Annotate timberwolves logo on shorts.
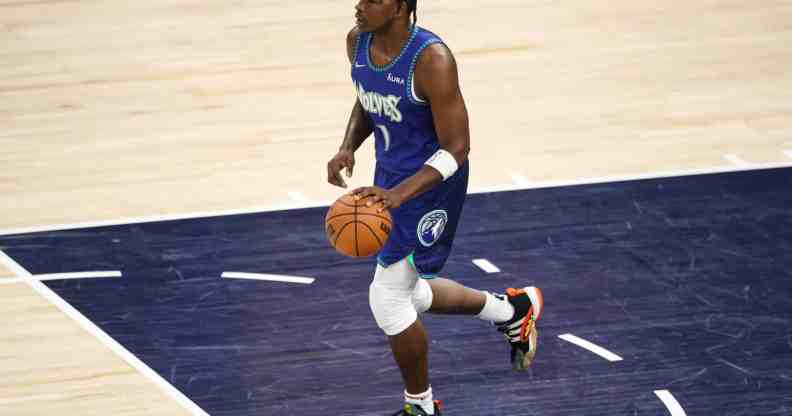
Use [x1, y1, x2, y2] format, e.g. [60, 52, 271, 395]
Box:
[417, 209, 448, 247]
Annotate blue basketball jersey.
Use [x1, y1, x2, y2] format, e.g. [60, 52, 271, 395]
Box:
[351, 25, 443, 178]
[350, 26, 470, 277]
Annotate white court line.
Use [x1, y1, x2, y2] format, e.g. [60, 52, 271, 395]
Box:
[32, 271, 122, 280]
[0, 271, 121, 285]
[0, 199, 327, 237]
[472, 258, 501, 273]
[221, 272, 315, 285]
[784, 150, 792, 160]
[2, 161, 792, 237]
[723, 154, 749, 167]
[654, 390, 687, 416]
[0, 250, 211, 416]
[508, 172, 532, 186]
[287, 192, 310, 203]
[558, 333, 624, 362]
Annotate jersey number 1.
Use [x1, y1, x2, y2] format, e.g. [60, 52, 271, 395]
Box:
[375, 124, 391, 152]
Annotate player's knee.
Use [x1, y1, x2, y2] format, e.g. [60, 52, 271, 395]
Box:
[369, 259, 419, 336]
[369, 280, 417, 336]
[411, 278, 433, 314]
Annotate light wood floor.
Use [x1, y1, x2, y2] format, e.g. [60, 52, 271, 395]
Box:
[1, 1, 791, 414]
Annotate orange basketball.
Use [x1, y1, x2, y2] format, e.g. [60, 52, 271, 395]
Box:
[325, 193, 392, 257]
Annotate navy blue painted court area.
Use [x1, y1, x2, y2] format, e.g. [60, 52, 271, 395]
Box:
[3, 168, 792, 416]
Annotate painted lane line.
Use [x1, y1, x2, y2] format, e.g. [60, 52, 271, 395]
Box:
[0, 271, 122, 285]
[558, 333, 624, 362]
[221, 272, 315, 285]
[784, 150, 792, 160]
[469, 161, 792, 194]
[3, 161, 792, 236]
[654, 390, 687, 416]
[0, 251, 29, 278]
[723, 154, 749, 167]
[39, 271, 120, 281]
[508, 172, 532, 186]
[472, 259, 501, 273]
[0, 250, 211, 416]
[0, 201, 336, 237]
[287, 192, 310, 203]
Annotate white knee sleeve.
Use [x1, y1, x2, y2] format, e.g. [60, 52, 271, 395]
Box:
[369, 258, 419, 336]
[411, 278, 434, 314]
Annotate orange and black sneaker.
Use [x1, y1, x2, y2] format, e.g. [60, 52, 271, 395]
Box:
[391, 400, 443, 416]
[496, 286, 544, 371]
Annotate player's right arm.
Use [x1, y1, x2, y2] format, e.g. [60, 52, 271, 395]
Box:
[327, 27, 374, 189]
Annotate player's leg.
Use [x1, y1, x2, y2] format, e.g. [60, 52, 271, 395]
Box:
[412, 271, 544, 371]
[410, 162, 544, 371]
[420, 277, 485, 313]
[388, 320, 429, 397]
[411, 249, 544, 370]
[416, 276, 505, 317]
[408, 162, 514, 322]
[369, 257, 439, 415]
[370, 166, 441, 415]
[383, 166, 473, 413]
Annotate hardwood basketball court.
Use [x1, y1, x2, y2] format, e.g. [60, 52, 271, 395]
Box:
[2, 1, 791, 415]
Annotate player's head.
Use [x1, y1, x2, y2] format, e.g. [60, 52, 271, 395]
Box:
[355, 0, 418, 33]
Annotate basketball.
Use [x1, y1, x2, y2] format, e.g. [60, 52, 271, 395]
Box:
[325, 193, 392, 257]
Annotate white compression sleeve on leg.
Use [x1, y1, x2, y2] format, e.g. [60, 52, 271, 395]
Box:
[411, 278, 434, 314]
[369, 257, 420, 336]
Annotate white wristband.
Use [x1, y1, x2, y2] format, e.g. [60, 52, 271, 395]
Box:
[425, 149, 459, 181]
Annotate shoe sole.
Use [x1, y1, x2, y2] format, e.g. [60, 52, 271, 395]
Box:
[515, 286, 543, 371]
[513, 327, 539, 371]
[525, 286, 543, 321]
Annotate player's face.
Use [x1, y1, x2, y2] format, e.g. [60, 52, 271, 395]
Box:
[354, 0, 402, 32]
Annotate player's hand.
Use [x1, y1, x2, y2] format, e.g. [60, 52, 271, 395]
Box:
[352, 186, 403, 213]
[327, 150, 355, 188]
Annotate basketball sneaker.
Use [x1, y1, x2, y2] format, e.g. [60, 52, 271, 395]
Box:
[496, 286, 544, 371]
[391, 400, 443, 416]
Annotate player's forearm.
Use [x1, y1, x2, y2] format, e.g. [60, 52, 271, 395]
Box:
[391, 165, 444, 203]
[340, 101, 373, 152]
[392, 138, 469, 203]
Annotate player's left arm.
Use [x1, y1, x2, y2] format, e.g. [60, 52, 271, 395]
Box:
[353, 43, 470, 211]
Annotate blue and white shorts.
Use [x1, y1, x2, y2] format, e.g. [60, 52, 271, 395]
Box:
[374, 161, 469, 278]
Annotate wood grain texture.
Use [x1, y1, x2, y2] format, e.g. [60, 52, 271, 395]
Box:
[0, 282, 191, 416]
[0, 264, 15, 278]
[1, 0, 791, 414]
[1, 0, 790, 230]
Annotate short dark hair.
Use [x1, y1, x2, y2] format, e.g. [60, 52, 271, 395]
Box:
[405, 0, 417, 23]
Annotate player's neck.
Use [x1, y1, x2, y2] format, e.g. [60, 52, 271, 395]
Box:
[372, 20, 412, 58]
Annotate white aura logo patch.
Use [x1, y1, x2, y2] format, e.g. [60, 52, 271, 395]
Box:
[387, 73, 405, 85]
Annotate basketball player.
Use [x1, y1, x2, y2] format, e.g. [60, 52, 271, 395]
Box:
[326, 1, 543, 414]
